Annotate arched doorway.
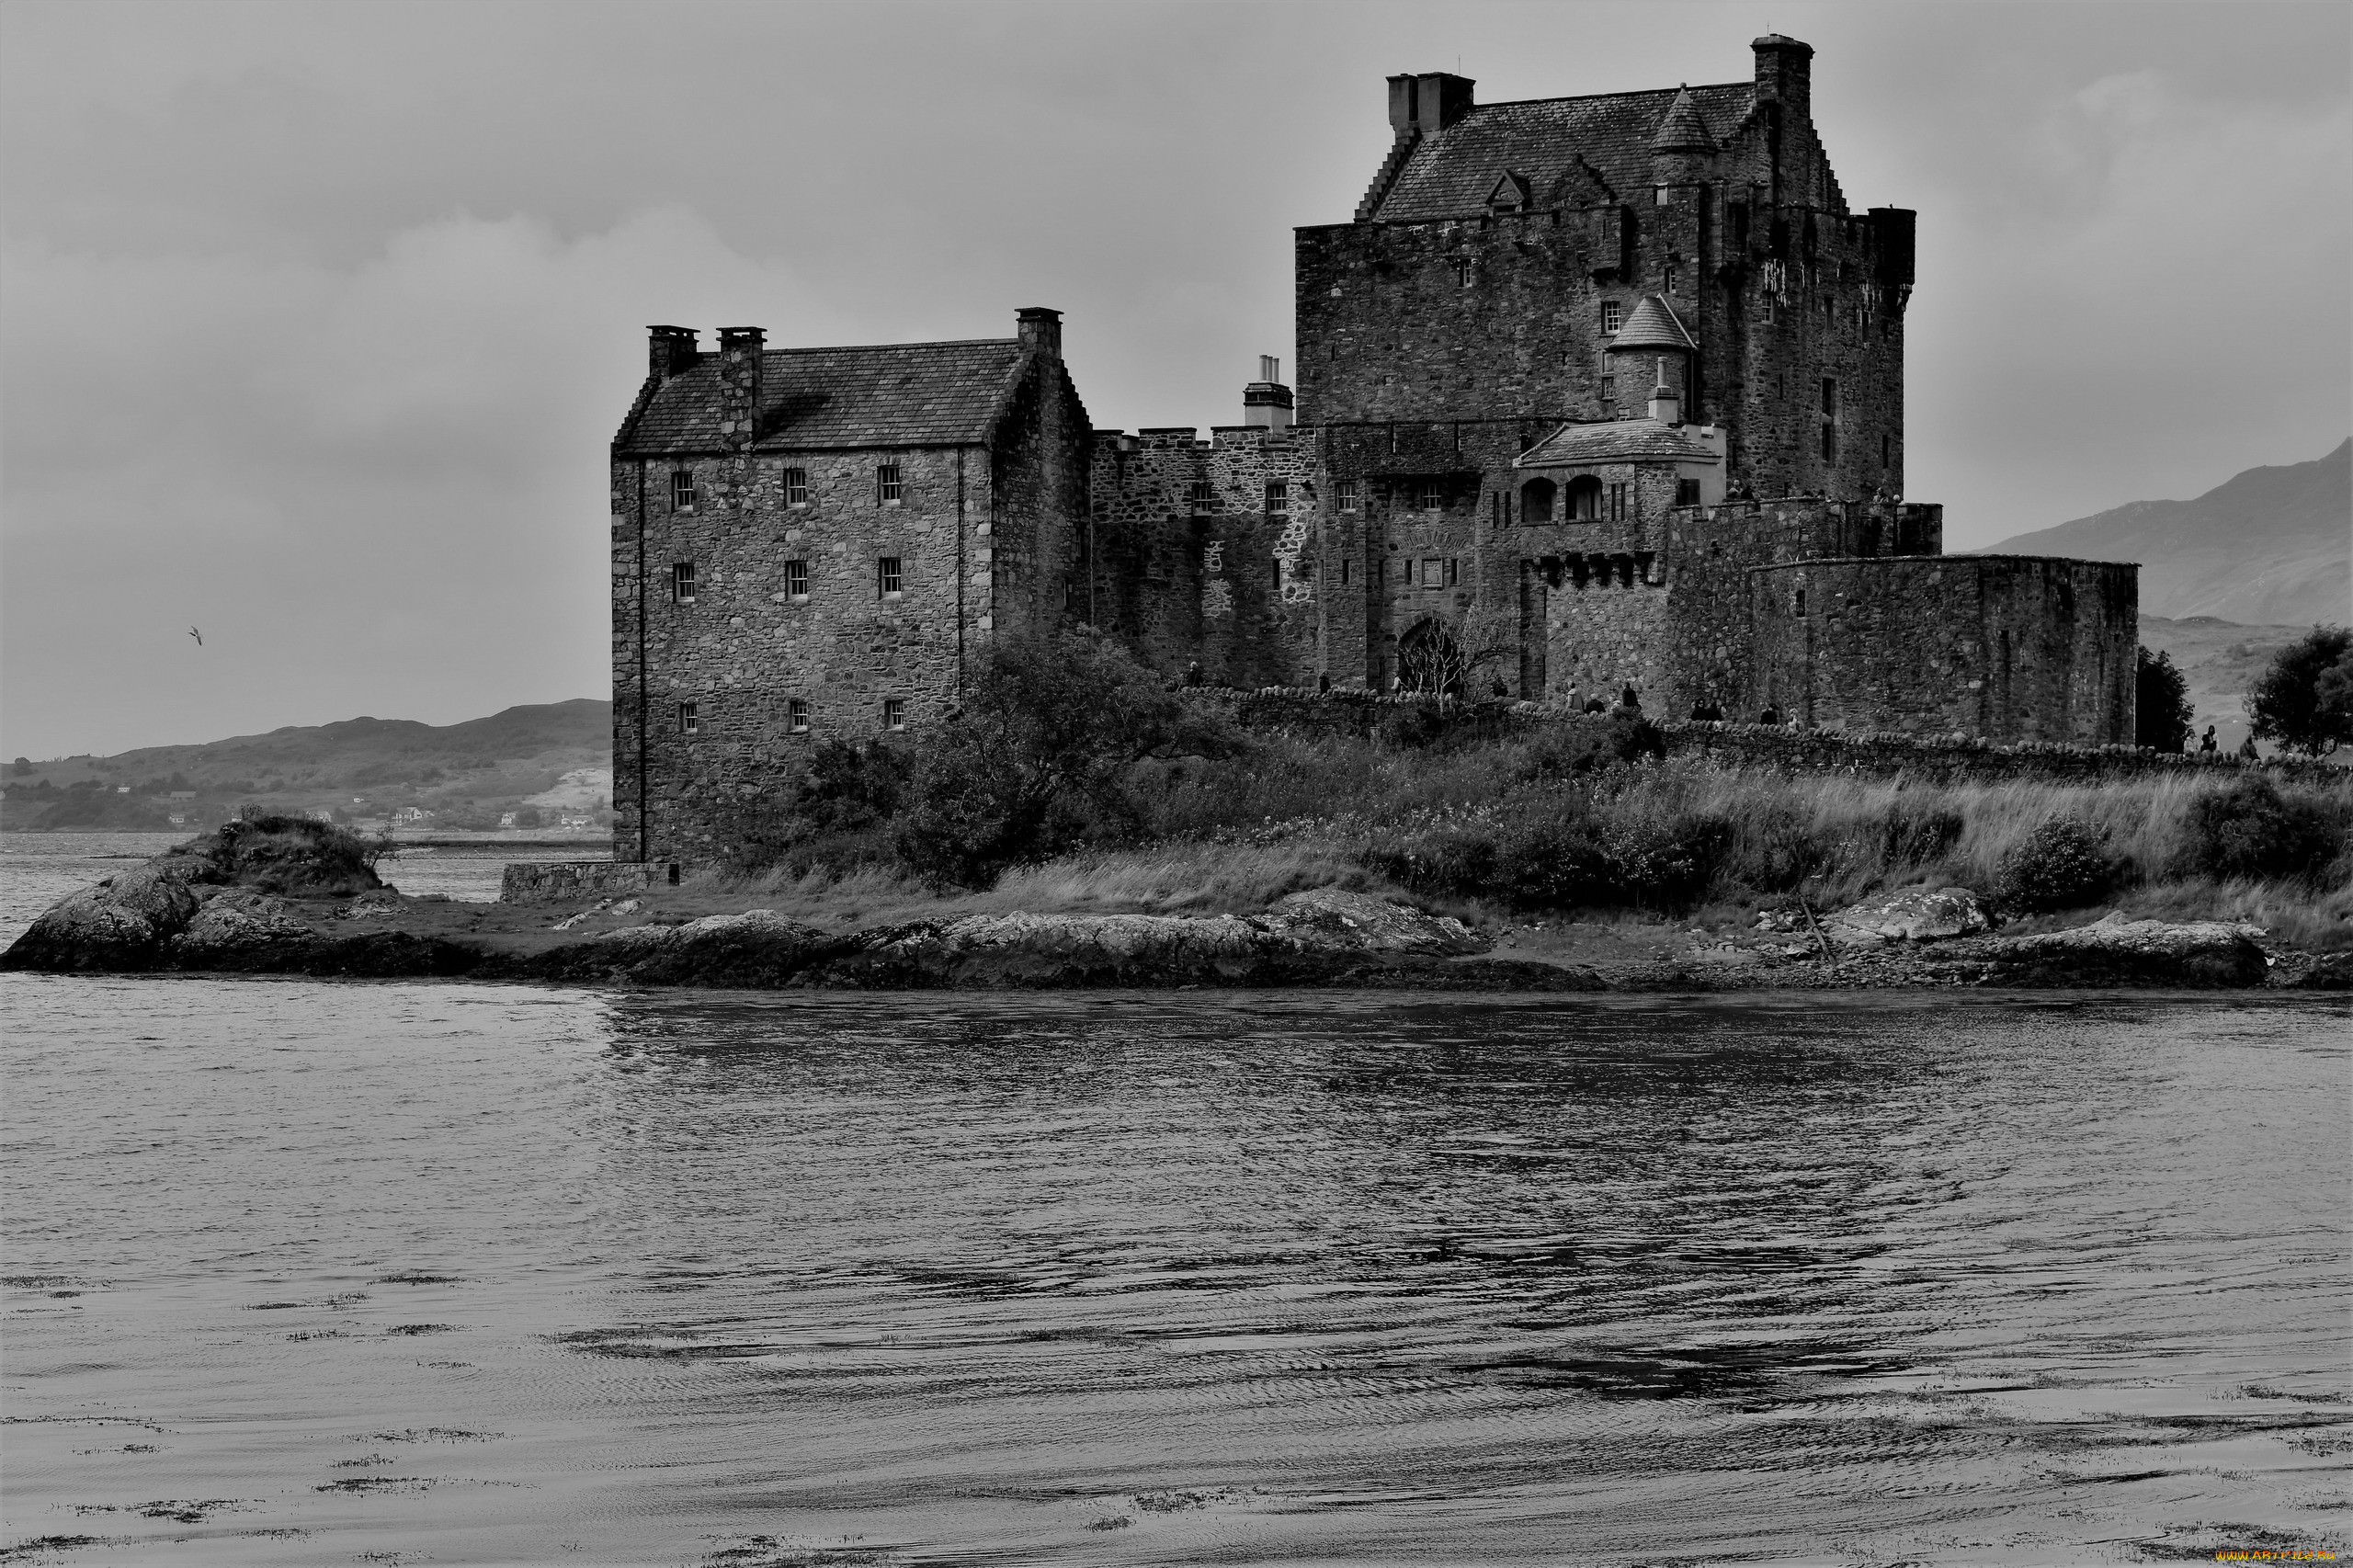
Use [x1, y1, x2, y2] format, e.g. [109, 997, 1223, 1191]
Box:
[1397, 619, 1463, 696]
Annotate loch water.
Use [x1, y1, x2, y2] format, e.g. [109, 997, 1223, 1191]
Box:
[3, 834, 2347, 1565]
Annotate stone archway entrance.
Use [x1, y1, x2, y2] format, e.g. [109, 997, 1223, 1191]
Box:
[1396, 619, 1464, 696]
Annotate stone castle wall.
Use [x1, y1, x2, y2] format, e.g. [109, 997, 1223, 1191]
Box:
[1748, 554, 2138, 742]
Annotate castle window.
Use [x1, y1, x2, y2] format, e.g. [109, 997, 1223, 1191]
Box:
[877, 556, 903, 598]
[1663, 263, 1678, 295]
[1188, 479, 1214, 517]
[1414, 479, 1443, 511]
[783, 467, 808, 506]
[1794, 588, 1807, 618]
[1601, 301, 1622, 335]
[1265, 481, 1289, 517]
[1340, 559, 1350, 585]
[670, 470, 695, 509]
[1599, 375, 1615, 403]
[1521, 478, 1555, 523]
[882, 698, 905, 732]
[1452, 258, 1473, 288]
[677, 700, 700, 734]
[785, 559, 809, 600]
[1565, 476, 1603, 521]
[1821, 424, 1837, 462]
[1881, 434, 1890, 469]
[1676, 478, 1701, 506]
[1729, 203, 1749, 247]
[1336, 479, 1358, 513]
[1400, 557, 1413, 586]
[1821, 379, 1838, 463]
[1608, 483, 1628, 520]
[1422, 557, 1445, 587]
[670, 562, 696, 603]
[788, 699, 809, 735]
[1445, 558, 1459, 587]
[876, 463, 903, 505]
[1654, 185, 1669, 206]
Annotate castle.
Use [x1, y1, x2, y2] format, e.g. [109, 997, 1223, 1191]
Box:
[610, 34, 2137, 864]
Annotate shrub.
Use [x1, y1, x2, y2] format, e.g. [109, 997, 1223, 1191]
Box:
[1995, 817, 2113, 913]
[175, 813, 385, 897]
[2135, 646, 2194, 753]
[2175, 777, 2342, 883]
[2246, 625, 2353, 757]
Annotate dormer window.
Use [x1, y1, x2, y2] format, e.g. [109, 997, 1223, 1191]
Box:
[1484, 171, 1530, 214]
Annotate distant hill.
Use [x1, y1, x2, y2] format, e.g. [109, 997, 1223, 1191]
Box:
[1984, 440, 2350, 627]
[2132, 615, 2313, 755]
[3, 700, 611, 832]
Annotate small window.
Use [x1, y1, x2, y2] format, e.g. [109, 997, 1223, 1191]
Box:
[670, 562, 697, 603]
[1601, 301, 1622, 335]
[671, 470, 696, 509]
[1881, 434, 1891, 468]
[785, 559, 809, 599]
[1336, 479, 1359, 513]
[788, 699, 809, 734]
[1521, 478, 1555, 523]
[1821, 379, 1838, 418]
[1451, 257, 1472, 288]
[877, 556, 903, 598]
[1821, 423, 1837, 463]
[1400, 557, 1414, 586]
[1272, 559, 1283, 591]
[1188, 479, 1215, 517]
[1414, 479, 1443, 511]
[882, 698, 905, 732]
[1728, 203, 1749, 246]
[1265, 480, 1289, 517]
[1794, 588, 1807, 618]
[1663, 264, 1678, 296]
[1444, 558, 1459, 587]
[1654, 184, 1669, 206]
[1599, 375, 1615, 403]
[1608, 483, 1628, 521]
[1565, 475, 1603, 521]
[1676, 478, 1701, 506]
[677, 700, 700, 734]
[783, 467, 808, 506]
[1421, 557, 1444, 586]
[877, 463, 903, 505]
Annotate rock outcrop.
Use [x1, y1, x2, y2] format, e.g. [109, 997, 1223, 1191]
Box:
[1826, 886, 1992, 945]
[1945, 912, 2270, 988]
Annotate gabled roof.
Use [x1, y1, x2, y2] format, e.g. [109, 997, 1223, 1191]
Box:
[1608, 294, 1697, 353]
[617, 339, 1033, 454]
[1516, 417, 1722, 468]
[1370, 81, 1754, 221]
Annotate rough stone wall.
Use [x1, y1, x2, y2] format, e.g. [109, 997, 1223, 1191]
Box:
[1086, 427, 1323, 687]
[989, 360, 1092, 646]
[1748, 555, 2138, 742]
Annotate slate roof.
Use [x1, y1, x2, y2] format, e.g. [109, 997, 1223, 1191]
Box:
[1370, 81, 1753, 221]
[1650, 85, 1717, 153]
[617, 339, 1032, 454]
[1516, 417, 1723, 468]
[1608, 295, 1698, 353]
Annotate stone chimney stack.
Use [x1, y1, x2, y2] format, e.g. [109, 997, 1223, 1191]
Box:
[716, 327, 764, 449]
[1244, 355, 1294, 433]
[1017, 306, 1063, 359]
[1648, 357, 1683, 427]
[1388, 72, 1474, 139]
[1751, 34, 1813, 120]
[648, 324, 698, 381]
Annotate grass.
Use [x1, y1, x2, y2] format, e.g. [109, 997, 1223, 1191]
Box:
[710, 728, 2353, 949]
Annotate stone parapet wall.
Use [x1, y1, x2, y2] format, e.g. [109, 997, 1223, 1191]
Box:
[500, 860, 654, 905]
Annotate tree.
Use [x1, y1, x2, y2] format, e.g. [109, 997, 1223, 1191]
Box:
[894, 631, 1233, 887]
[2134, 645, 2193, 752]
[1395, 605, 1521, 697]
[2245, 625, 2353, 757]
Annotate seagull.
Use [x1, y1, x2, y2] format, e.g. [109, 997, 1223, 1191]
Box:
[188, 627, 202, 646]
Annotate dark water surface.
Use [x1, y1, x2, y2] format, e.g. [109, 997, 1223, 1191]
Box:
[3, 839, 2348, 1565]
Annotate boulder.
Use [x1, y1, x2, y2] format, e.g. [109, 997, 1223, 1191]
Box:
[1952, 912, 2268, 987]
[169, 890, 315, 961]
[1263, 888, 1490, 956]
[1, 856, 217, 970]
[1826, 885, 1991, 944]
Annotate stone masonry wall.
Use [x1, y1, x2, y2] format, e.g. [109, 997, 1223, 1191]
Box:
[1749, 554, 2138, 742]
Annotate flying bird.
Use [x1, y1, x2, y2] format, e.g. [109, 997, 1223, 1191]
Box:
[188, 627, 202, 646]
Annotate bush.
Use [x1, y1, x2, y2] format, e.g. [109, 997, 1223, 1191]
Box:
[2175, 778, 2342, 883]
[1995, 817, 2113, 913]
[175, 813, 386, 897]
[893, 631, 1233, 888]
[2135, 646, 2194, 753]
[1360, 791, 1727, 912]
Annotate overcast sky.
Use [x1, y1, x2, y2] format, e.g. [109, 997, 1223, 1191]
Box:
[3, 0, 2346, 759]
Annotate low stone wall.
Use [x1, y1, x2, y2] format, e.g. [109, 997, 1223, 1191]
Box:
[499, 860, 661, 905]
[1195, 687, 2346, 785]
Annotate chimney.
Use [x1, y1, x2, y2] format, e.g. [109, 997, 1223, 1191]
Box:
[1244, 355, 1293, 433]
[716, 327, 764, 449]
[648, 324, 698, 381]
[1017, 306, 1063, 359]
[1647, 357, 1682, 426]
[1752, 34, 1813, 121]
